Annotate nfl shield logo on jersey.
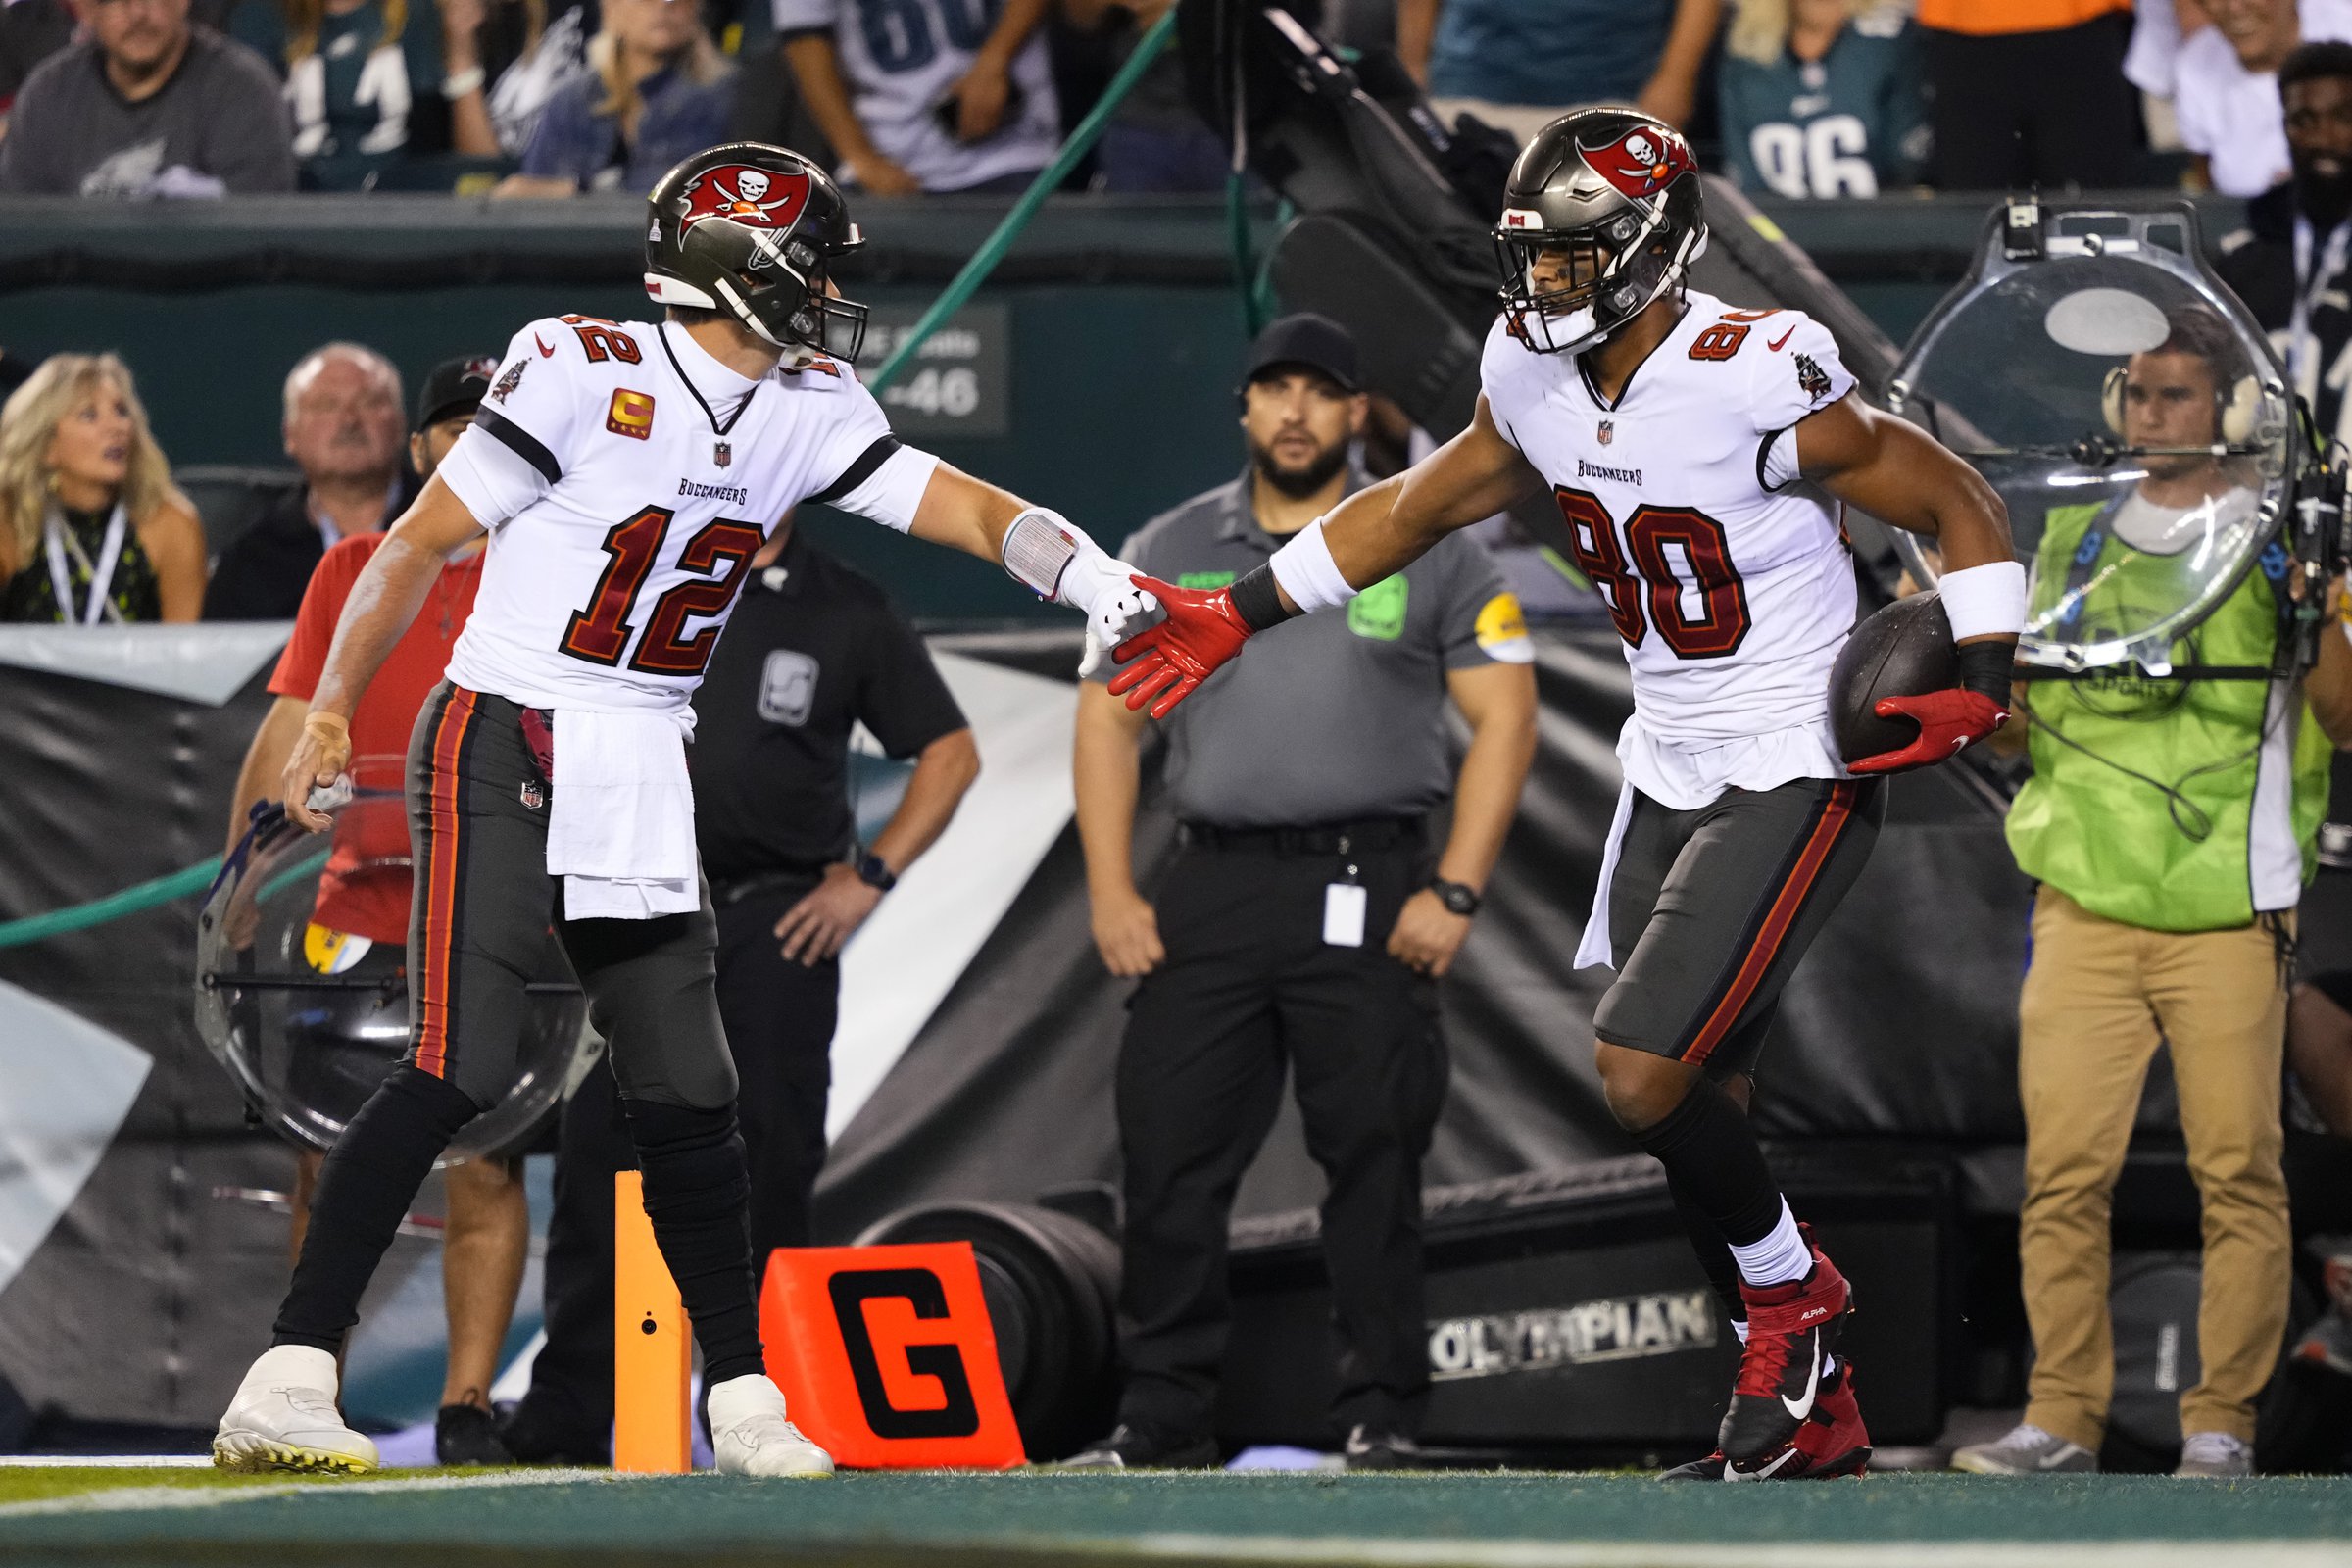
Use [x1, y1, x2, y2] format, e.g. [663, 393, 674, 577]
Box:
[714, 441, 732, 468]
[1597, 419, 1614, 446]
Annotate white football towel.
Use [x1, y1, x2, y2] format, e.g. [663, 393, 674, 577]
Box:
[546, 708, 700, 920]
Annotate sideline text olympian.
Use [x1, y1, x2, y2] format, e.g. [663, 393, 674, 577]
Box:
[211, 140, 1156, 1477]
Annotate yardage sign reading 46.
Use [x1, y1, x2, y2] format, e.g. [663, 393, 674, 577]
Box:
[854, 302, 1009, 439]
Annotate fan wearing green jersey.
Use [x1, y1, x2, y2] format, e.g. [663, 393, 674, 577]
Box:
[1718, 0, 1927, 198]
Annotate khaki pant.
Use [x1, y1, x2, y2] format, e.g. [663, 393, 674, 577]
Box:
[2017, 886, 2292, 1447]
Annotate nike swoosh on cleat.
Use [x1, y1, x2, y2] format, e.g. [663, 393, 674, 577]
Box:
[1780, 1334, 1822, 1421]
[1767, 327, 1796, 351]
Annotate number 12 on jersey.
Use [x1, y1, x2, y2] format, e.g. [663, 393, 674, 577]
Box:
[1555, 486, 1752, 659]
[561, 506, 764, 676]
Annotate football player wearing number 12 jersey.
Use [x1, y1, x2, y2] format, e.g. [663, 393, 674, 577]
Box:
[1112, 109, 2022, 1480]
[212, 142, 1157, 1477]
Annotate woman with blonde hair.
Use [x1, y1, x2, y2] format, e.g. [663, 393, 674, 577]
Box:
[0, 355, 206, 624]
[494, 0, 730, 196]
[1719, 0, 1928, 198]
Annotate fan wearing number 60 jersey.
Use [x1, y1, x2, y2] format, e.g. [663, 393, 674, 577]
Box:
[211, 142, 1158, 1482]
[1108, 108, 2022, 1482]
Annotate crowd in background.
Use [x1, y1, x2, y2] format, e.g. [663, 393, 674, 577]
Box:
[0, 0, 2346, 199]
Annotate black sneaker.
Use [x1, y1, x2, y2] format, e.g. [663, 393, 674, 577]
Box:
[497, 1395, 611, 1466]
[435, 1403, 516, 1467]
[1343, 1424, 1426, 1471]
[1056, 1423, 1220, 1469]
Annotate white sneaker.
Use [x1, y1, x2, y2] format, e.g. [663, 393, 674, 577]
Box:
[2176, 1430, 2253, 1478]
[1949, 1422, 2096, 1475]
[212, 1346, 378, 1474]
[707, 1374, 834, 1478]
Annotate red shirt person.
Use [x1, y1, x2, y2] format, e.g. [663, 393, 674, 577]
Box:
[219, 354, 530, 1470]
[268, 530, 483, 944]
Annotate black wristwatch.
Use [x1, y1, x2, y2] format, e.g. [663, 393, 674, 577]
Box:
[856, 851, 898, 893]
[1428, 877, 1481, 916]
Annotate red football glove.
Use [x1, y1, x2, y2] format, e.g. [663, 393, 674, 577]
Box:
[1845, 689, 2010, 775]
[1107, 574, 1253, 717]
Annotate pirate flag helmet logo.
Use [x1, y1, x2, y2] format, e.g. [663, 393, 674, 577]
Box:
[645, 142, 870, 362]
[1492, 108, 1708, 357]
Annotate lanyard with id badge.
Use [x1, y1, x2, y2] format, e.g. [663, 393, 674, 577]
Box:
[1323, 832, 1367, 948]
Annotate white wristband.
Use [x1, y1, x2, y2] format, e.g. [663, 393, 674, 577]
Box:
[1938, 560, 2027, 640]
[1002, 507, 1084, 598]
[442, 65, 486, 99]
[1267, 518, 1358, 614]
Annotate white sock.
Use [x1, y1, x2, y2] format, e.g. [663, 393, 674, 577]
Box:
[1731, 1319, 1749, 1344]
[1728, 1200, 1809, 1289]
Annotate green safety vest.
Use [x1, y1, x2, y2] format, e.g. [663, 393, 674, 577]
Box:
[2004, 499, 2331, 932]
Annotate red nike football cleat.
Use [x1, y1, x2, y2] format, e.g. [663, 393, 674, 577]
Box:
[1661, 1359, 1872, 1482]
[1722, 1225, 1853, 1473]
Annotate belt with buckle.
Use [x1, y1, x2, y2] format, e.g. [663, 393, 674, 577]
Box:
[1178, 815, 1425, 856]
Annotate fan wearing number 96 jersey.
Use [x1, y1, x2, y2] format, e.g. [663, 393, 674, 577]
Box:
[1107, 108, 2020, 1483]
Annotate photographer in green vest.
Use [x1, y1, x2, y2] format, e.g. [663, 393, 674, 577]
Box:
[1957, 303, 2352, 1479]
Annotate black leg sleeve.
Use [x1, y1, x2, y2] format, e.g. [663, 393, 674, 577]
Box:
[1634, 1075, 1784, 1250]
[273, 1064, 480, 1351]
[620, 1096, 765, 1387]
[1668, 1172, 1748, 1326]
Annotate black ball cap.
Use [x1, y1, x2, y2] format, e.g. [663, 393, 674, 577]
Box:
[1242, 313, 1361, 394]
[416, 353, 500, 433]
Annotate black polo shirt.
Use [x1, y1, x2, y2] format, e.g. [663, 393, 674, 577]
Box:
[690, 529, 968, 882]
[203, 474, 416, 621]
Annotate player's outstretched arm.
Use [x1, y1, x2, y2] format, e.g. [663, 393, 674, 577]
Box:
[282, 477, 486, 830]
[903, 458, 1157, 647]
[1796, 395, 2023, 774]
[1107, 397, 1542, 716]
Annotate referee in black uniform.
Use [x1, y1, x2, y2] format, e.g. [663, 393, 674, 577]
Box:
[1066, 316, 1539, 1470]
[501, 515, 978, 1461]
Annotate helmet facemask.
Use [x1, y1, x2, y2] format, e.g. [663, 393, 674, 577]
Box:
[711, 225, 870, 364]
[1495, 205, 1682, 356]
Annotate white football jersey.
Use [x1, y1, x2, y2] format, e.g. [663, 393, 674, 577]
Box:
[768, 0, 1060, 193]
[1481, 289, 1860, 808]
[437, 314, 936, 715]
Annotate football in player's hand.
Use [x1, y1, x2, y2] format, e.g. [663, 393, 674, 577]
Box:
[1829, 590, 1958, 764]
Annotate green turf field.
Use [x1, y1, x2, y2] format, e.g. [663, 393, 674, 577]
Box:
[1, 1469, 2348, 1568]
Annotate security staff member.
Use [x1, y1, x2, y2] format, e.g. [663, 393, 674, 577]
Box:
[1067, 315, 1539, 1469]
[500, 514, 979, 1462]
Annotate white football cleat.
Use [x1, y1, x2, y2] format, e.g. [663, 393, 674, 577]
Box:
[707, 1373, 834, 1478]
[213, 1345, 378, 1474]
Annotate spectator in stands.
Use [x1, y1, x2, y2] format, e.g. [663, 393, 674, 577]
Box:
[227, 0, 501, 189]
[0, 0, 74, 136]
[492, 0, 727, 194]
[0, 0, 294, 194]
[2178, 0, 2352, 196]
[0, 353, 205, 623]
[476, 0, 592, 159]
[1063, 0, 1224, 193]
[1917, 0, 2139, 190]
[205, 343, 411, 621]
[776, 0, 1059, 194]
[1951, 306, 2352, 1480]
[2218, 41, 2352, 448]
[1396, 0, 1722, 145]
[1719, 0, 1928, 197]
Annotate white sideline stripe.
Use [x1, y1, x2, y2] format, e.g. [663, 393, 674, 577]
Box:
[0, 1466, 608, 1517]
[1107, 1537, 2352, 1568]
[0, 1456, 215, 1467]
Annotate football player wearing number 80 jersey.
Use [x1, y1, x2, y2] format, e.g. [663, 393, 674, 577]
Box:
[1110, 108, 2021, 1481]
[212, 141, 1158, 1479]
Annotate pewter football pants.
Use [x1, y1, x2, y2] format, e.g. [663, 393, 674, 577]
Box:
[272, 683, 762, 1386]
